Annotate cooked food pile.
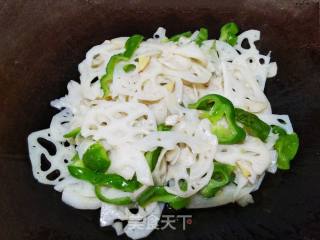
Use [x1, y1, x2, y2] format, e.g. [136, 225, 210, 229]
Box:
[28, 23, 299, 239]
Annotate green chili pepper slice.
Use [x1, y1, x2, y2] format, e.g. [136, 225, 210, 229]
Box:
[169, 31, 192, 42]
[157, 123, 172, 131]
[188, 94, 246, 144]
[145, 147, 162, 172]
[137, 186, 190, 210]
[271, 125, 287, 136]
[68, 165, 141, 192]
[63, 127, 81, 138]
[123, 63, 136, 72]
[272, 126, 299, 170]
[100, 54, 123, 97]
[122, 34, 144, 58]
[82, 143, 110, 173]
[100, 34, 144, 96]
[70, 153, 80, 162]
[219, 22, 239, 46]
[195, 27, 208, 46]
[94, 185, 132, 205]
[235, 108, 271, 142]
[200, 162, 235, 198]
[145, 124, 172, 171]
[178, 179, 188, 192]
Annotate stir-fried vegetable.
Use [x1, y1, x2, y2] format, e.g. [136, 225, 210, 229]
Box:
[272, 126, 299, 170]
[94, 185, 132, 205]
[68, 165, 141, 192]
[145, 124, 172, 171]
[27, 23, 304, 240]
[137, 186, 190, 210]
[123, 63, 136, 72]
[145, 147, 162, 172]
[63, 127, 81, 138]
[201, 162, 235, 198]
[169, 28, 208, 46]
[169, 31, 192, 42]
[100, 34, 144, 96]
[71, 153, 80, 162]
[189, 94, 246, 144]
[178, 179, 188, 192]
[235, 108, 271, 142]
[122, 35, 144, 58]
[271, 125, 287, 136]
[157, 123, 172, 132]
[100, 54, 122, 96]
[195, 27, 208, 46]
[82, 143, 110, 172]
[219, 22, 239, 46]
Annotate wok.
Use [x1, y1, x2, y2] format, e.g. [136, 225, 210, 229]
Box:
[0, 0, 319, 239]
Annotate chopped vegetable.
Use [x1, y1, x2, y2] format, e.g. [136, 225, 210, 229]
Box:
[272, 126, 299, 170]
[123, 35, 144, 58]
[189, 94, 246, 144]
[271, 125, 287, 136]
[71, 153, 80, 162]
[235, 108, 271, 142]
[145, 147, 162, 172]
[157, 123, 172, 131]
[195, 27, 208, 46]
[219, 22, 239, 46]
[178, 179, 188, 192]
[200, 162, 235, 198]
[82, 143, 110, 172]
[94, 185, 132, 205]
[137, 186, 190, 210]
[68, 165, 141, 192]
[27, 25, 302, 240]
[100, 54, 123, 97]
[100, 34, 144, 96]
[63, 127, 81, 138]
[123, 63, 136, 72]
[145, 124, 172, 171]
[169, 31, 192, 42]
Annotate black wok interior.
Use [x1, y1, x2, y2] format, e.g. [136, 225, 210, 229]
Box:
[0, 1, 319, 239]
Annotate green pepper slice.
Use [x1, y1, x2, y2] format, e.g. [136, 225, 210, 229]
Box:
[235, 108, 271, 142]
[169, 31, 192, 42]
[94, 185, 132, 205]
[137, 186, 190, 210]
[145, 124, 172, 171]
[189, 94, 246, 144]
[200, 162, 235, 198]
[272, 126, 299, 170]
[271, 125, 287, 136]
[63, 127, 81, 138]
[219, 22, 239, 46]
[68, 165, 141, 192]
[145, 147, 162, 172]
[195, 27, 208, 46]
[100, 34, 144, 96]
[82, 143, 110, 172]
[123, 63, 136, 72]
[157, 123, 172, 132]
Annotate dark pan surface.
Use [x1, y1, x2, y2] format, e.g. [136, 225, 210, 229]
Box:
[0, 0, 319, 239]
